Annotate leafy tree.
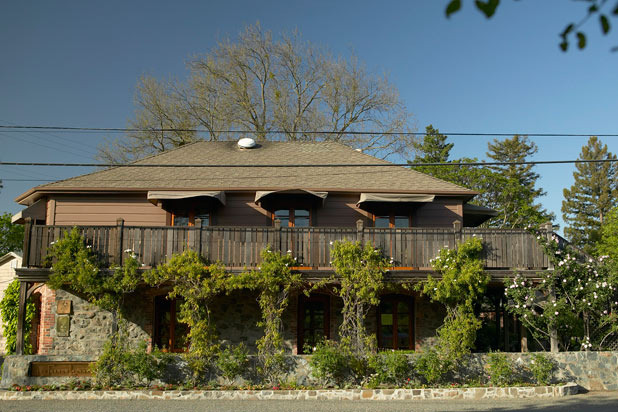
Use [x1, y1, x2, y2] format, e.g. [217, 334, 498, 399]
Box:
[485, 135, 554, 228]
[562, 136, 617, 253]
[98, 24, 415, 163]
[0, 212, 24, 255]
[444, 0, 618, 52]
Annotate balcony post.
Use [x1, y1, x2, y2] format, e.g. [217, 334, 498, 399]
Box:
[356, 219, 364, 245]
[274, 218, 281, 253]
[544, 222, 554, 270]
[195, 218, 203, 257]
[115, 218, 125, 266]
[22, 217, 33, 268]
[453, 220, 462, 245]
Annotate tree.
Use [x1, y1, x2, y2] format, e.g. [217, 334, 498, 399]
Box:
[0, 212, 24, 255]
[485, 135, 554, 228]
[444, 0, 618, 52]
[562, 137, 617, 253]
[98, 24, 415, 163]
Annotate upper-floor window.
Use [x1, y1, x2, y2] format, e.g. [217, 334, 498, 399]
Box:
[273, 209, 310, 227]
[172, 210, 210, 226]
[374, 215, 410, 228]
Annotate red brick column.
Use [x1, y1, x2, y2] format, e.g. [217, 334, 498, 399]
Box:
[36, 285, 56, 354]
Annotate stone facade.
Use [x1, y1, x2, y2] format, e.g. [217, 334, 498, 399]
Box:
[0, 383, 579, 400]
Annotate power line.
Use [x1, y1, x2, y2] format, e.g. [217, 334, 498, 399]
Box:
[0, 124, 617, 137]
[1, 159, 618, 168]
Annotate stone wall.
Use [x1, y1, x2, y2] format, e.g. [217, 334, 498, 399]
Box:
[3, 352, 618, 391]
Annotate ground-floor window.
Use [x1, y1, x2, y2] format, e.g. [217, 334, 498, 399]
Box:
[297, 294, 330, 353]
[153, 296, 189, 352]
[378, 295, 414, 350]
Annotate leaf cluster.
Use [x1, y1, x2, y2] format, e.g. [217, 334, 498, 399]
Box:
[0, 212, 24, 255]
[0, 279, 36, 354]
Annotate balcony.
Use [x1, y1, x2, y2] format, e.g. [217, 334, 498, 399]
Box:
[20, 220, 554, 280]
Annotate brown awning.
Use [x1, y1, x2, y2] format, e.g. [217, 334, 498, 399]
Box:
[463, 203, 498, 227]
[254, 189, 328, 204]
[147, 191, 226, 206]
[356, 193, 435, 206]
[12, 199, 46, 224]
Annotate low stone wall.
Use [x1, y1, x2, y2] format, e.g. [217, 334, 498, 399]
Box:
[2, 352, 617, 391]
[0, 383, 578, 401]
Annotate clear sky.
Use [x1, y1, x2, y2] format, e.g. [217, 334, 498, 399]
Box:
[1, 0, 617, 233]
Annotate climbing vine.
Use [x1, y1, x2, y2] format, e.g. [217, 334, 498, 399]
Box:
[0, 279, 36, 354]
[331, 240, 387, 357]
[415, 237, 489, 383]
[236, 247, 302, 384]
[144, 250, 230, 383]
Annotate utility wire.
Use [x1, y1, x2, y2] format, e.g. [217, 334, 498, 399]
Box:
[1, 159, 618, 168]
[1, 124, 618, 137]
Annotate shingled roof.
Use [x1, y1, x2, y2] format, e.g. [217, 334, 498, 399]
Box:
[16, 141, 476, 204]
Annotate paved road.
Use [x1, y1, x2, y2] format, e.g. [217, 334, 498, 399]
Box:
[2, 392, 618, 412]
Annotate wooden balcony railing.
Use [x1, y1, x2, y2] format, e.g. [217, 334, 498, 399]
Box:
[21, 219, 552, 271]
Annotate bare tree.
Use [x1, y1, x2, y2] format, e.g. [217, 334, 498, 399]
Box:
[98, 24, 415, 163]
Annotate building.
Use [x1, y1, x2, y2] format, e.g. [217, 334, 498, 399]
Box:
[10, 140, 551, 359]
[0, 252, 22, 354]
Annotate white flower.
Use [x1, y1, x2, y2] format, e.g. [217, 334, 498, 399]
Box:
[287, 249, 292, 253]
[329, 241, 333, 245]
[124, 248, 132, 253]
[555, 311, 559, 315]
[86, 245, 92, 249]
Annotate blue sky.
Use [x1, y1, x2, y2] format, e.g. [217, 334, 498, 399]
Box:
[1, 0, 617, 233]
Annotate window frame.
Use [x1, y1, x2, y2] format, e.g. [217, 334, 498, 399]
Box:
[272, 208, 312, 227]
[171, 210, 211, 226]
[372, 214, 411, 228]
[297, 293, 330, 354]
[377, 295, 415, 350]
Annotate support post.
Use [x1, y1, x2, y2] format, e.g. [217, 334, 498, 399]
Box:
[544, 222, 554, 270]
[356, 219, 364, 245]
[22, 217, 33, 267]
[15, 281, 29, 355]
[520, 321, 528, 352]
[115, 218, 125, 266]
[453, 220, 462, 245]
[274, 218, 281, 253]
[195, 218, 203, 257]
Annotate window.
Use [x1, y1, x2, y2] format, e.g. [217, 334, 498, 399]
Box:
[154, 296, 189, 352]
[297, 294, 330, 354]
[172, 211, 210, 226]
[273, 209, 310, 227]
[373, 215, 410, 228]
[377, 295, 414, 350]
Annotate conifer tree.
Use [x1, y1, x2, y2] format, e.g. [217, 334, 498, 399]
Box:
[410, 125, 455, 181]
[486, 135, 554, 228]
[562, 136, 617, 253]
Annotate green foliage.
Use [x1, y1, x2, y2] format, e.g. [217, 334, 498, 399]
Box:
[0, 212, 24, 255]
[145, 250, 231, 383]
[308, 340, 354, 387]
[529, 353, 555, 385]
[562, 137, 617, 254]
[506, 227, 618, 351]
[414, 349, 444, 385]
[215, 343, 249, 384]
[486, 352, 515, 386]
[46, 228, 142, 314]
[445, 0, 618, 52]
[437, 310, 482, 362]
[599, 207, 618, 260]
[237, 247, 302, 385]
[331, 240, 387, 357]
[367, 351, 411, 387]
[0, 279, 35, 354]
[92, 326, 171, 387]
[419, 237, 489, 311]
[486, 135, 554, 228]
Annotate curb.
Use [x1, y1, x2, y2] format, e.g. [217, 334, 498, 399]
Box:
[0, 383, 579, 401]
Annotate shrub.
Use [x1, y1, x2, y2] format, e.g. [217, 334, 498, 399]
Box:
[308, 340, 355, 386]
[367, 351, 411, 386]
[216, 343, 249, 384]
[529, 353, 555, 385]
[415, 349, 446, 385]
[486, 352, 515, 386]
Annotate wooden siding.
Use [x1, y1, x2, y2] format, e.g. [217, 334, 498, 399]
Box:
[316, 194, 372, 227]
[413, 198, 462, 227]
[216, 192, 271, 226]
[51, 195, 167, 226]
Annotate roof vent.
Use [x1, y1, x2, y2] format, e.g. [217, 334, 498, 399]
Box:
[238, 137, 257, 149]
